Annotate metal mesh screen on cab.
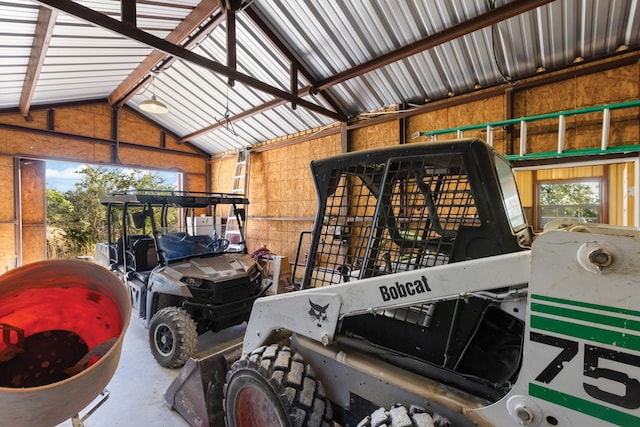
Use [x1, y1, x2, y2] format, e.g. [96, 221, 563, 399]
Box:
[308, 152, 480, 288]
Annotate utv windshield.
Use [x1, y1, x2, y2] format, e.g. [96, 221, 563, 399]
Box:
[125, 204, 230, 263]
[156, 229, 229, 261]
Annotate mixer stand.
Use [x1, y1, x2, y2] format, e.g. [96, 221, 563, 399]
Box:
[70, 389, 110, 427]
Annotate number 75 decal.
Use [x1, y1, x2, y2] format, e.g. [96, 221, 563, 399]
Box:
[530, 332, 640, 410]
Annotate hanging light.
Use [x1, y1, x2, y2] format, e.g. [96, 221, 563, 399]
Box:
[139, 72, 168, 114]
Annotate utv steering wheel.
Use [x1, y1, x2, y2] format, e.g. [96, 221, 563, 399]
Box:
[207, 238, 230, 253]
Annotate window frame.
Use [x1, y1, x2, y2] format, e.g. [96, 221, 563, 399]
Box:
[534, 177, 607, 231]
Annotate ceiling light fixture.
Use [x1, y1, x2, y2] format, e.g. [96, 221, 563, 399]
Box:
[139, 72, 168, 114]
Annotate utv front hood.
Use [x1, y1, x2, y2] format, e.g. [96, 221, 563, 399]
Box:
[158, 253, 257, 283]
[147, 253, 258, 299]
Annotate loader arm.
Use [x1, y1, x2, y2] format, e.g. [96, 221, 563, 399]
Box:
[242, 250, 530, 354]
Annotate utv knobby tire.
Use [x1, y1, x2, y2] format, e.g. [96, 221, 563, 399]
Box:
[358, 404, 450, 427]
[149, 306, 197, 368]
[224, 344, 333, 427]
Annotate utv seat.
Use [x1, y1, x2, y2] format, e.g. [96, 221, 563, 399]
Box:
[133, 237, 158, 272]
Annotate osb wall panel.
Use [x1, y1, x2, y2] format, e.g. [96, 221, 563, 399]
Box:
[20, 159, 45, 224]
[21, 225, 46, 265]
[514, 63, 639, 154]
[212, 155, 238, 195]
[0, 110, 48, 130]
[408, 95, 509, 152]
[351, 120, 398, 151]
[211, 135, 341, 260]
[20, 159, 46, 264]
[0, 157, 14, 221]
[119, 109, 163, 148]
[406, 107, 449, 140]
[183, 172, 206, 193]
[54, 106, 107, 138]
[116, 145, 205, 174]
[514, 170, 534, 207]
[0, 105, 201, 157]
[535, 165, 604, 181]
[0, 224, 16, 272]
[1, 129, 95, 160]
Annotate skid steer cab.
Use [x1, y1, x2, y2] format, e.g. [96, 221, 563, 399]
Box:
[167, 139, 640, 427]
[94, 190, 268, 368]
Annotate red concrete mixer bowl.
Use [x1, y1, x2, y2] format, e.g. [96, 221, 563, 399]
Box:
[0, 259, 131, 427]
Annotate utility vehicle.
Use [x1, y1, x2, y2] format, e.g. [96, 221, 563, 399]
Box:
[95, 190, 267, 368]
[167, 139, 640, 426]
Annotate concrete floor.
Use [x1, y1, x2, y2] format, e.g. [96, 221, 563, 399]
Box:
[55, 316, 246, 427]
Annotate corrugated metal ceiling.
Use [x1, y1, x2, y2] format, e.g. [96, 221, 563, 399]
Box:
[0, 0, 638, 155]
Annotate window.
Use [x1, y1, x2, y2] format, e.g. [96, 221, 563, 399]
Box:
[495, 154, 527, 232]
[537, 179, 603, 229]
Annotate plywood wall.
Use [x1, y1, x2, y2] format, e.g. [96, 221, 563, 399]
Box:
[212, 57, 639, 263]
[0, 157, 16, 271]
[1, 55, 638, 268]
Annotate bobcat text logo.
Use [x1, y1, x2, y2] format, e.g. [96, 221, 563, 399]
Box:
[308, 299, 329, 327]
[379, 276, 431, 302]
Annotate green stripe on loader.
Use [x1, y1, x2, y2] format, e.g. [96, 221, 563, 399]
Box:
[531, 303, 640, 332]
[531, 315, 640, 352]
[529, 383, 640, 427]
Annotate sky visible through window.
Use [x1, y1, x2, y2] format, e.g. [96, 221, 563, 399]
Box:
[46, 160, 179, 192]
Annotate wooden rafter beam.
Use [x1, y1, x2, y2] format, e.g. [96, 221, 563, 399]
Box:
[226, 6, 236, 86]
[180, 0, 554, 142]
[19, 6, 57, 118]
[121, 0, 136, 27]
[109, 0, 221, 107]
[314, 0, 556, 90]
[37, 0, 344, 122]
[179, 98, 282, 143]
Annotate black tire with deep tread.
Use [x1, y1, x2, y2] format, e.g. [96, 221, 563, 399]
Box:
[357, 404, 451, 427]
[148, 306, 198, 368]
[224, 344, 333, 427]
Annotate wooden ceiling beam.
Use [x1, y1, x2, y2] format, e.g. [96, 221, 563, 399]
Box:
[108, 0, 221, 107]
[39, 0, 346, 121]
[244, 7, 346, 117]
[179, 0, 554, 142]
[179, 98, 282, 143]
[19, 6, 57, 119]
[314, 0, 556, 90]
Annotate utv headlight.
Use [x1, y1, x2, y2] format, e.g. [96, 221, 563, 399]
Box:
[183, 277, 203, 288]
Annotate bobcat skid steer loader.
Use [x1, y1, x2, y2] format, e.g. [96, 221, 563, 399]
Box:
[167, 138, 640, 427]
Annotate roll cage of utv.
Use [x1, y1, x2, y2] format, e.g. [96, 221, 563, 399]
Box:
[101, 190, 245, 269]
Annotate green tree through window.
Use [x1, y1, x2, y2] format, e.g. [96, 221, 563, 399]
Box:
[537, 180, 602, 229]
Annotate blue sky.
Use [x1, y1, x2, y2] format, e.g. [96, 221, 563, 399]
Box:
[46, 161, 179, 192]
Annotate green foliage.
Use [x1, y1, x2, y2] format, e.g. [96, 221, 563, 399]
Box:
[538, 181, 601, 225]
[46, 166, 175, 258]
[539, 182, 600, 205]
